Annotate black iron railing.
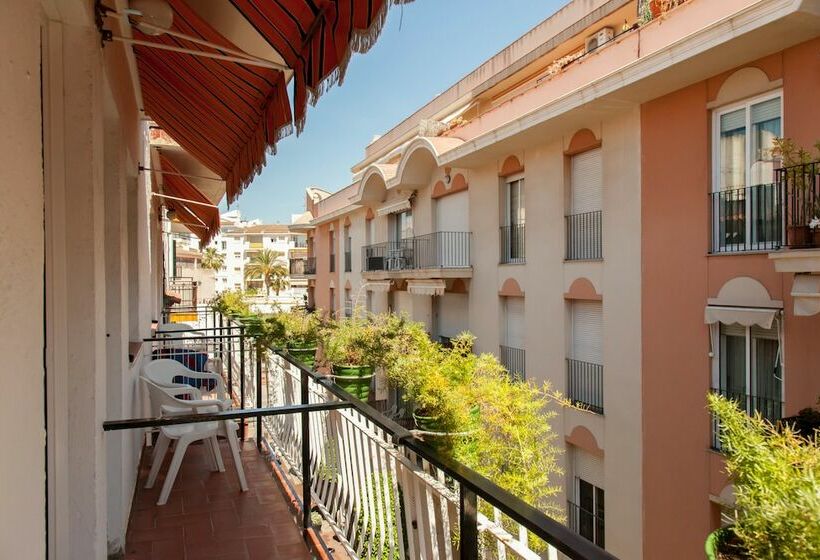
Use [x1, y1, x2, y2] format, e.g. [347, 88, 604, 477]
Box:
[344, 251, 352, 272]
[166, 276, 197, 307]
[500, 224, 526, 264]
[362, 231, 472, 272]
[289, 258, 306, 277]
[499, 345, 526, 380]
[709, 184, 782, 252]
[710, 387, 783, 449]
[304, 256, 316, 275]
[103, 309, 619, 560]
[329, 253, 336, 272]
[780, 160, 820, 248]
[567, 359, 604, 414]
[568, 500, 605, 549]
[566, 211, 602, 260]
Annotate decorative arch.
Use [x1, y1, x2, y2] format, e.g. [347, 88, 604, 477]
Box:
[708, 276, 781, 308]
[499, 155, 524, 177]
[365, 207, 375, 220]
[565, 128, 601, 156]
[566, 426, 604, 459]
[354, 164, 395, 204]
[396, 141, 438, 187]
[344, 279, 351, 290]
[711, 66, 780, 108]
[448, 278, 468, 294]
[432, 173, 469, 199]
[343, 216, 351, 227]
[499, 278, 524, 297]
[564, 277, 602, 301]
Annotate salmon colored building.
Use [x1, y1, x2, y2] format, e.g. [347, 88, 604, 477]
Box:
[296, 1, 820, 558]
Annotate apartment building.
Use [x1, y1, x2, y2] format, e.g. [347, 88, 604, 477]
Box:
[299, 1, 820, 558]
[206, 211, 309, 306]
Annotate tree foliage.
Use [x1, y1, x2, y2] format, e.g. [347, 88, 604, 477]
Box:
[244, 248, 288, 296]
[201, 247, 225, 272]
[708, 393, 820, 560]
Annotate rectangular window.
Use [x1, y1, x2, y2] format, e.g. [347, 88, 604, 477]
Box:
[576, 479, 605, 548]
[391, 210, 413, 241]
[344, 288, 352, 317]
[712, 93, 782, 252]
[500, 177, 525, 263]
[344, 225, 352, 272]
[567, 300, 604, 412]
[715, 323, 782, 421]
[500, 297, 525, 379]
[567, 149, 603, 260]
[329, 230, 336, 272]
[329, 288, 335, 314]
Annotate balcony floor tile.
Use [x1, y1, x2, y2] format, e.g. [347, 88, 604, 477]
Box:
[124, 439, 311, 560]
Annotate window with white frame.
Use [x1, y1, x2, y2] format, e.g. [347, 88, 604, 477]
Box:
[712, 322, 783, 421]
[569, 448, 605, 548]
[712, 93, 782, 251]
[501, 176, 525, 263]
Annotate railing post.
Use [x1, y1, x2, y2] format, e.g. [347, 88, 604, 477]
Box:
[239, 325, 246, 440]
[300, 369, 311, 532]
[256, 340, 263, 450]
[459, 484, 478, 560]
[227, 321, 233, 399]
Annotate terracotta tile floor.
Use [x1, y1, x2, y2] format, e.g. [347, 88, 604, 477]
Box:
[125, 439, 313, 560]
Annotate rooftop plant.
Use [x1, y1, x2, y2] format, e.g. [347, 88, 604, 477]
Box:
[708, 393, 820, 560]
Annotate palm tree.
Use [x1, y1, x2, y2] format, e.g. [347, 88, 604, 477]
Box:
[201, 247, 225, 272]
[244, 249, 288, 296]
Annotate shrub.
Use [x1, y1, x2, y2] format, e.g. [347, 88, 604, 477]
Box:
[708, 393, 820, 560]
[267, 308, 323, 348]
[212, 289, 251, 317]
[322, 314, 396, 368]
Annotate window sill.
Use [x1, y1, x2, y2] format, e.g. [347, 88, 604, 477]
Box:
[564, 258, 603, 263]
[499, 260, 526, 266]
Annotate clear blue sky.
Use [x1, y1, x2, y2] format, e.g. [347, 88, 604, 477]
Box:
[223, 0, 563, 223]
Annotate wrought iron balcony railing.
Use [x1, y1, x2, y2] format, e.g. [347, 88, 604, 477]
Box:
[289, 258, 306, 277]
[566, 211, 602, 261]
[499, 345, 526, 380]
[499, 224, 525, 264]
[104, 308, 619, 560]
[567, 358, 604, 414]
[780, 160, 820, 248]
[304, 256, 316, 275]
[165, 276, 197, 307]
[568, 500, 605, 549]
[710, 387, 783, 450]
[344, 250, 352, 272]
[709, 184, 783, 253]
[362, 231, 472, 272]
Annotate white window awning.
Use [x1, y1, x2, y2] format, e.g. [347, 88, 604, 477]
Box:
[365, 281, 391, 293]
[376, 196, 412, 217]
[407, 280, 446, 296]
[791, 275, 820, 317]
[704, 306, 779, 329]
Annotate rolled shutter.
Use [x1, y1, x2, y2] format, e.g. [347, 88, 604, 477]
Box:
[572, 301, 603, 364]
[571, 149, 603, 214]
[504, 297, 525, 348]
[573, 448, 604, 489]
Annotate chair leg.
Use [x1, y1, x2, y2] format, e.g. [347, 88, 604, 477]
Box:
[225, 424, 248, 492]
[157, 437, 192, 505]
[210, 436, 225, 472]
[146, 433, 171, 489]
[204, 438, 218, 472]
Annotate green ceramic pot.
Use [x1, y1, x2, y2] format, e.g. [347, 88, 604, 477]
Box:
[331, 365, 374, 400]
[286, 345, 317, 368]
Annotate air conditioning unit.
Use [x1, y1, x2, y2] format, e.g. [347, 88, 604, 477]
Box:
[585, 27, 614, 52]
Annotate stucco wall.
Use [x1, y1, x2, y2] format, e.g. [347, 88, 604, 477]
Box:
[0, 2, 46, 557]
[640, 39, 820, 560]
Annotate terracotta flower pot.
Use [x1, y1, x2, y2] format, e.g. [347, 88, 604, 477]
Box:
[788, 225, 812, 247]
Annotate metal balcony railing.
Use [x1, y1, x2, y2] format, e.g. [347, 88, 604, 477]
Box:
[566, 211, 602, 261]
[567, 500, 605, 549]
[567, 359, 604, 414]
[329, 253, 336, 272]
[344, 250, 352, 272]
[709, 184, 783, 253]
[499, 345, 525, 380]
[304, 256, 316, 275]
[166, 276, 197, 307]
[710, 387, 783, 450]
[499, 224, 525, 264]
[362, 231, 472, 272]
[104, 308, 619, 560]
[289, 258, 306, 277]
[780, 160, 820, 248]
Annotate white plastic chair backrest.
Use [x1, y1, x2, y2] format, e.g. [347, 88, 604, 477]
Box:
[142, 377, 193, 417]
[157, 323, 195, 338]
[143, 358, 193, 387]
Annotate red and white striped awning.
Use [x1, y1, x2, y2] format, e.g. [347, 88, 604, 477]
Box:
[117, 0, 410, 203]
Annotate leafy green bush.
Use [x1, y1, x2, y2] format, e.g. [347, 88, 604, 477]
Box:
[212, 289, 251, 317]
[265, 308, 323, 348]
[322, 314, 396, 368]
[708, 393, 820, 560]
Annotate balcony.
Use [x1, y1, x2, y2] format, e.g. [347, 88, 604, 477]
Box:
[568, 500, 605, 549]
[344, 250, 352, 272]
[566, 211, 602, 261]
[567, 359, 604, 414]
[709, 184, 782, 253]
[329, 253, 336, 273]
[165, 276, 197, 309]
[499, 345, 526, 380]
[104, 309, 618, 560]
[499, 224, 525, 264]
[289, 257, 307, 278]
[710, 388, 783, 450]
[362, 232, 472, 278]
[769, 161, 820, 275]
[304, 256, 316, 276]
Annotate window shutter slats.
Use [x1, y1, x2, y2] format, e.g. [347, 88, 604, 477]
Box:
[571, 149, 603, 214]
[504, 297, 525, 348]
[572, 300, 603, 364]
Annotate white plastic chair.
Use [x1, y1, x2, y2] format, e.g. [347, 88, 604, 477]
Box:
[143, 359, 226, 403]
[141, 377, 248, 505]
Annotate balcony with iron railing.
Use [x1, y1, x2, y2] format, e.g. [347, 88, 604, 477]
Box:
[105, 306, 618, 560]
[304, 256, 316, 276]
[769, 161, 820, 273]
[710, 387, 783, 450]
[567, 359, 604, 414]
[362, 232, 472, 276]
[289, 257, 307, 278]
[344, 250, 352, 272]
[567, 500, 605, 549]
[499, 345, 526, 380]
[499, 224, 525, 264]
[566, 211, 602, 261]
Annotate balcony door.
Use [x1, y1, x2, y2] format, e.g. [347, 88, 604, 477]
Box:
[388, 210, 413, 270]
[712, 93, 782, 252]
[435, 191, 469, 267]
[501, 176, 525, 262]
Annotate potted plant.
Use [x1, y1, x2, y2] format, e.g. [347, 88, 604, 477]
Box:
[771, 138, 820, 247]
[705, 526, 748, 560]
[323, 316, 390, 400]
[277, 309, 322, 368]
